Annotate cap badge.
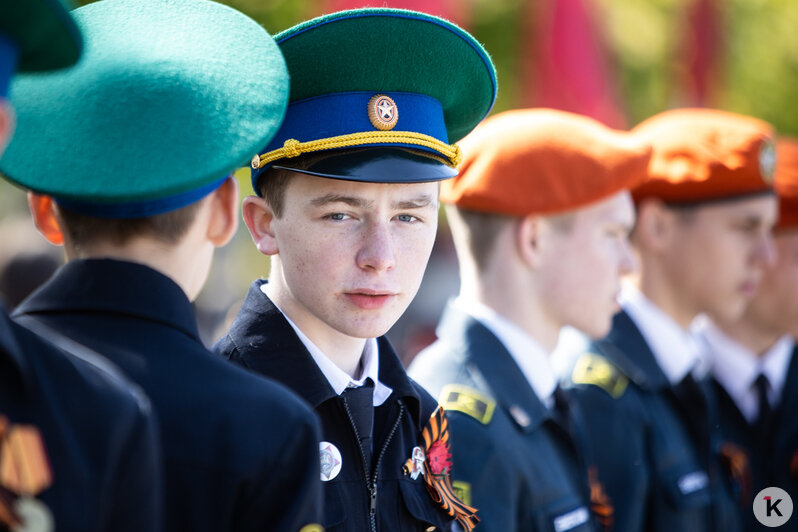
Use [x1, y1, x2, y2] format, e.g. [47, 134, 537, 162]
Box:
[759, 138, 777, 184]
[319, 441, 342, 482]
[368, 94, 398, 131]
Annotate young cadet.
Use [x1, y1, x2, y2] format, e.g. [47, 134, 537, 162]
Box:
[214, 8, 496, 531]
[1, 0, 323, 530]
[0, 1, 162, 530]
[696, 137, 798, 528]
[568, 108, 778, 532]
[408, 109, 650, 532]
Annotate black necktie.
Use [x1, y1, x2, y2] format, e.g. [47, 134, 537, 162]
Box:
[672, 373, 710, 460]
[754, 373, 773, 434]
[341, 379, 375, 471]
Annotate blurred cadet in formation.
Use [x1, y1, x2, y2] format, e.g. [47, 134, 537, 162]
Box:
[409, 108, 650, 531]
[1, 0, 323, 530]
[0, 0, 162, 530]
[696, 137, 798, 530]
[215, 8, 495, 531]
[569, 108, 778, 532]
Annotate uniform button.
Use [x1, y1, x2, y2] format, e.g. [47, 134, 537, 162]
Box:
[425, 527, 436, 532]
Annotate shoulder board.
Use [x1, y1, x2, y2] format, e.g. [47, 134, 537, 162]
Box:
[439, 384, 496, 425]
[572, 352, 628, 398]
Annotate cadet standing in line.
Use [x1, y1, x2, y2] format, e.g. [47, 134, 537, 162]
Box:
[408, 109, 651, 532]
[215, 8, 495, 531]
[0, 1, 162, 530]
[696, 137, 798, 530]
[569, 108, 777, 532]
[2, 1, 323, 530]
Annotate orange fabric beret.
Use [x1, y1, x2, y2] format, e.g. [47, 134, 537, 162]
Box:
[631, 108, 776, 204]
[775, 138, 798, 230]
[441, 108, 652, 216]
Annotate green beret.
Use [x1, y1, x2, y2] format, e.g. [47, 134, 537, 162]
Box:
[1, 0, 289, 216]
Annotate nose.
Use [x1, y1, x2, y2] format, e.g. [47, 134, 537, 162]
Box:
[356, 221, 395, 273]
[754, 230, 777, 268]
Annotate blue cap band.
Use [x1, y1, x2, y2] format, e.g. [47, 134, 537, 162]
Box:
[54, 176, 228, 219]
[0, 34, 19, 99]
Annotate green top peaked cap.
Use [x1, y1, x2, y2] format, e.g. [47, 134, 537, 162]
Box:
[0, 0, 82, 72]
[1, 0, 290, 204]
[276, 8, 498, 144]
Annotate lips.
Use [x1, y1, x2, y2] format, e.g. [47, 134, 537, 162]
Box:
[344, 289, 398, 310]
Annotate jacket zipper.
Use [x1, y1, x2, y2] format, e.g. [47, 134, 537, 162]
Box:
[343, 396, 405, 532]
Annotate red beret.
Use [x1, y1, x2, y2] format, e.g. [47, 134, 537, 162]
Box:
[441, 109, 651, 216]
[631, 108, 776, 204]
[775, 138, 798, 230]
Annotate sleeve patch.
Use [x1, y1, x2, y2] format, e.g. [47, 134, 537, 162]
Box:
[571, 353, 628, 398]
[439, 384, 496, 425]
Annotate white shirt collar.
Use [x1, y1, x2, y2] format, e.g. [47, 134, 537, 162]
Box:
[619, 283, 702, 385]
[695, 318, 793, 423]
[262, 285, 393, 406]
[453, 296, 558, 409]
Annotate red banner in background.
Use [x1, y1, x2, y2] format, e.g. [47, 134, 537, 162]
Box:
[321, 0, 471, 28]
[682, 0, 722, 107]
[522, 0, 626, 128]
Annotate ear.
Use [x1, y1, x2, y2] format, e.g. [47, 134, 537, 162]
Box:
[242, 194, 279, 256]
[516, 214, 544, 269]
[633, 199, 674, 254]
[28, 193, 65, 245]
[0, 101, 16, 155]
[206, 176, 239, 247]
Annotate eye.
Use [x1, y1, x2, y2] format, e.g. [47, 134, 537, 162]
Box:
[396, 214, 420, 223]
[324, 212, 351, 221]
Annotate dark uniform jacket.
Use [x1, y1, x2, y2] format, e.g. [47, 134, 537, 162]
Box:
[409, 303, 598, 532]
[712, 345, 798, 531]
[214, 279, 455, 532]
[14, 259, 323, 532]
[568, 310, 741, 532]
[0, 306, 161, 531]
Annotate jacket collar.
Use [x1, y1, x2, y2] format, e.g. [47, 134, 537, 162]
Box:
[593, 310, 671, 391]
[435, 303, 552, 433]
[226, 280, 425, 426]
[0, 307, 31, 390]
[14, 258, 201, 342]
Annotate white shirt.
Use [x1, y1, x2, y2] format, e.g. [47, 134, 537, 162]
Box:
[695, 318, 793, 424]
[263, 285, 393, 406]
[452, 297, 558, 409]
[619, 284, 702, 385]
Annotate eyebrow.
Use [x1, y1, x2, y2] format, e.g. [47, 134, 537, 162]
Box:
[309, 193, 436, 210]
[393, 194, 436, 210]
[310, 194, 374, 208]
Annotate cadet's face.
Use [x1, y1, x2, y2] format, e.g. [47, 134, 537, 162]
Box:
[270, 174, 439, 339]
[744, 231, 798, 337]
[538, 191, 636, 338]
[664, 195, 777, 323]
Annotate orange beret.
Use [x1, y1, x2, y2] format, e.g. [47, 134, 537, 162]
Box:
[631, 108, 776, 204]
[775, 138, 798, 230]
[441, 109, 652, 216]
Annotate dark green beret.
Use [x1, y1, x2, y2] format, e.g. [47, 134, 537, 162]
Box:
[0, 0, 82, 73]
[1, 0, 290, 217]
